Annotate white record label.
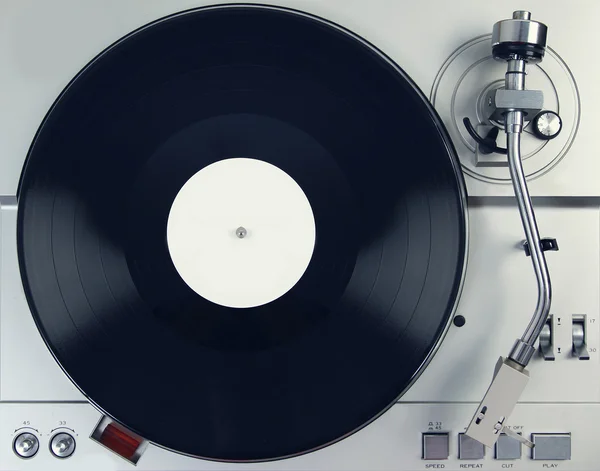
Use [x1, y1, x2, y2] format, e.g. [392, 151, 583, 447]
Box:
[166, 158, 316, 308]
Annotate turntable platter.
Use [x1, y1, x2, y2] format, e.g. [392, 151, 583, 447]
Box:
[17, 5, 466, 461]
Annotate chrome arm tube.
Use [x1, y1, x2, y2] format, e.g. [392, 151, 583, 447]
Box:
[505, 110, 552, 366]
[466, 12, 551, 448]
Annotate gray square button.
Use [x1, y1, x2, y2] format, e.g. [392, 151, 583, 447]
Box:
[532, 433, 571, 460]
[422, 433, 449, 460]
[459, 433, 485, 460]
[495, 433, 522, 459]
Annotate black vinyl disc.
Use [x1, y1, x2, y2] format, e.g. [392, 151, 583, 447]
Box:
[17, 4, 467, 462]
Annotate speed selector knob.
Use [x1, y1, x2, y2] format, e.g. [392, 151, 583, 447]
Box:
[13, 432, 39, 458]
[50, 432, 76, 459]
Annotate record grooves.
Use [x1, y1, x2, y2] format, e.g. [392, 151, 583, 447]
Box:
[17, 5, 467, 462]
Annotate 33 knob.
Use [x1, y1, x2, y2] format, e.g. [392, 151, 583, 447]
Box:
[50, 432, 76, 459]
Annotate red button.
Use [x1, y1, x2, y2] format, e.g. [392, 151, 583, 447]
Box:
[99, 423, 142, 460]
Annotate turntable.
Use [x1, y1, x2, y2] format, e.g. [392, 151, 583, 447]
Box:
[1, 1, 599, 470]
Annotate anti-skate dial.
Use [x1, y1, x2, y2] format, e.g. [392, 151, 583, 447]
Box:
[532, 110, 562, 140]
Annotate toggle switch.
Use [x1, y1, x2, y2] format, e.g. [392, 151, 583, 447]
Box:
[539, 315, 554, 361]
[572, 315, 589, 360]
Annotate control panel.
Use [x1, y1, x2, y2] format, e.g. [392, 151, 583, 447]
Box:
[422, 431, 572, 461]
[5, 412, 82, 467]
[12, 430, 77, 461]
[1, 402, 598, 470]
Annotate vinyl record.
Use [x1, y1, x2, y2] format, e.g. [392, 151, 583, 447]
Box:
[17, 5, 467, 462]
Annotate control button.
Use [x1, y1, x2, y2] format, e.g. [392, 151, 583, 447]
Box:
[458, 433, 485, 460]
[531, 433, 571, 460]
[13, 432, 39, 459]
[422, 433, 449, 460]
[495, 432, 522, 459]
[50, 432, 76, 459]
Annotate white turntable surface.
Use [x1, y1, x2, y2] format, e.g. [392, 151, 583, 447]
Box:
[166, 157, 316, 308]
